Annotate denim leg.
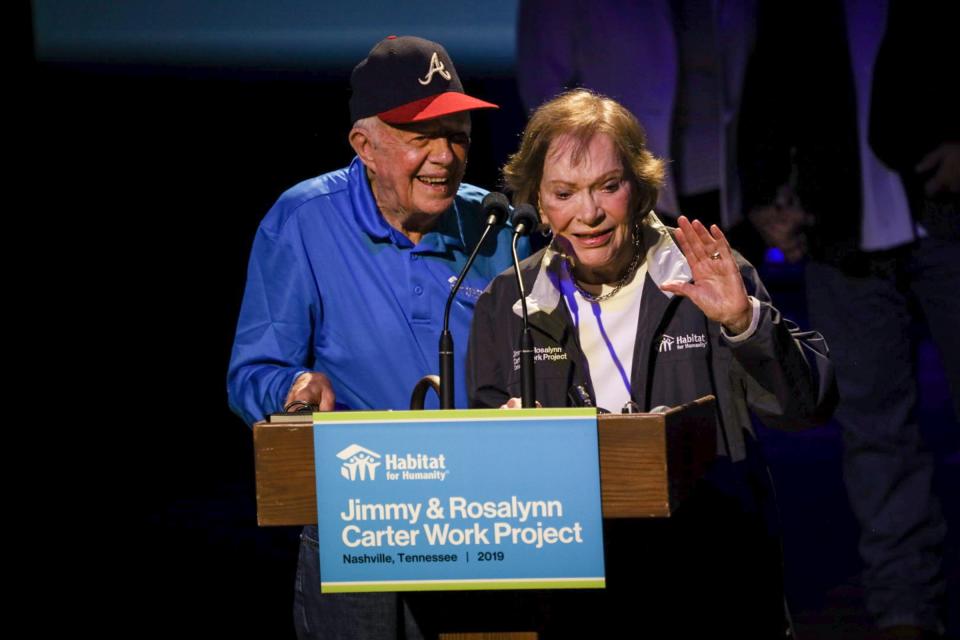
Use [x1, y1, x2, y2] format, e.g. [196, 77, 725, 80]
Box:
[293, 525, 425, 640]
[908, 238, 960, 418]
[807, 257, 948, 632]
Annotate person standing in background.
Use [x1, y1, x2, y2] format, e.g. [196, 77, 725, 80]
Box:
[739, 2, 958, 637]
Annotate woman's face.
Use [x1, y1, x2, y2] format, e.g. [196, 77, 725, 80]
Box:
[538, 133, 636, 284]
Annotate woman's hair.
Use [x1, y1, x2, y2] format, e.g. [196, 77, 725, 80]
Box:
[503, 89, 665, 213]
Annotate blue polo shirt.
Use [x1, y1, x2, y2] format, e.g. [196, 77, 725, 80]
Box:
[228, 157, 525, 424]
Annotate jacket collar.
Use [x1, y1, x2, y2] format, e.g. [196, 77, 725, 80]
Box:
[642, 212, 692, 291]
[512, 211, 692, 320]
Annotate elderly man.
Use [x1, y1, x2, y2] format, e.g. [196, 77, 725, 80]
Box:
[227, 36, 525, 639]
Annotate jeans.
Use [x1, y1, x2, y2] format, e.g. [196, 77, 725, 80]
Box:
[293, 525, 425, 640]
[806, 237, 959, 632]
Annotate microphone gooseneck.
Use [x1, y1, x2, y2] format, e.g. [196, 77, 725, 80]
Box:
[510, 203, 539, 409]
[437, 192, 511, 409]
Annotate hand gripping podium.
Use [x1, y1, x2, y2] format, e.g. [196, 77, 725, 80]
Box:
[253, 396, 717, 639]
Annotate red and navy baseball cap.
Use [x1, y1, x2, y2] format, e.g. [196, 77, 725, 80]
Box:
[349, 35, 498, 124]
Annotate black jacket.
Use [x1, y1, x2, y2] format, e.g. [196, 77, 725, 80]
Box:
[467, 214, 836, 462]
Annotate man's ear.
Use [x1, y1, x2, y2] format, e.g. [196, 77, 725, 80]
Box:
[349, 128, 377, 172]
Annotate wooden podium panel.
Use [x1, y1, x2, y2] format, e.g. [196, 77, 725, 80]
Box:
[597, 396, 716, 518]
[253, 396, 716, 526]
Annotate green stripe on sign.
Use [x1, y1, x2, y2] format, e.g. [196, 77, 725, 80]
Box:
[322, 579, 605, 593]
[312, 408, 596, 423]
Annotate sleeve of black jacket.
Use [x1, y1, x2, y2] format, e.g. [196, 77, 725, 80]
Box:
[724, 258, 838, 431]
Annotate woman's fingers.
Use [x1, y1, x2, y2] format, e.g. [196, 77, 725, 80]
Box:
[709, 224, 736, 263]
[677, 216, 730, 268]
[676, 216, 708, 263]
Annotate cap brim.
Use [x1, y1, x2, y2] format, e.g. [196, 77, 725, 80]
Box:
[378, 92, 498, 124]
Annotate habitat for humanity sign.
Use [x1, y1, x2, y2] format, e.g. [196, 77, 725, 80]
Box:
[313, 408, 604, 593]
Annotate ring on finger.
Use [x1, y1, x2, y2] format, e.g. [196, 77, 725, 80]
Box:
[709, 251, 722, 261]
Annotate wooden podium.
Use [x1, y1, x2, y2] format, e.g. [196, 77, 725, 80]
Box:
[254, 395, 716, 521]
[252, 396, 717, 639]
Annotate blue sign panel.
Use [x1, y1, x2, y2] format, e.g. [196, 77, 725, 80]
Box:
[313, 408, 605, 593]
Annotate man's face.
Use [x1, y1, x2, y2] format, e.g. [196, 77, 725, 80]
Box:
[364, 113, 471, 221]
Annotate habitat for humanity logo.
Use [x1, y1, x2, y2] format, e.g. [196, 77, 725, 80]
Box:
[659, 332, 708, 352]
[337, 444, 382, 481]
[337, 444, 450, 482]
[447, 275, 483, 301]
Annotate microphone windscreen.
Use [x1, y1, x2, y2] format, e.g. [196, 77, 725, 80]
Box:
[481, 192, 511, 225]
[511, 203, 540, 236]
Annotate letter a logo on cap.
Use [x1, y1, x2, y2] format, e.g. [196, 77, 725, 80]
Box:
[419, 52, 452, 86]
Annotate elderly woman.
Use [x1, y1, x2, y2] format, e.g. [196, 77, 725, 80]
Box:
[466, 90, 836, 636]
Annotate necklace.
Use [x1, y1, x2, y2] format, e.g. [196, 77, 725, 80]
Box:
[572, 227, 643, 303]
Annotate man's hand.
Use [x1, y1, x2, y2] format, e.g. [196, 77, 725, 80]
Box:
[749, 204, 808, 263]
[748, 183, 809, 264]
[916, 142, 960, 195]
[500, 397, 542, 409]
[285, 372, 336, 412]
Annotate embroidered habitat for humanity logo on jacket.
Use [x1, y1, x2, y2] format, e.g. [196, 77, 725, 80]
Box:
[659, 332, 708, 353]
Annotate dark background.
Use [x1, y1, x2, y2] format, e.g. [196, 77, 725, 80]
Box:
[25, 2, 957, 636]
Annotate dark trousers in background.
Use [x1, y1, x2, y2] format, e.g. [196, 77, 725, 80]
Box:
[806, 236, 960, 632]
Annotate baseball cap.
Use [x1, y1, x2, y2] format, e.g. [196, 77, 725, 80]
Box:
[349, 35, 498, 124]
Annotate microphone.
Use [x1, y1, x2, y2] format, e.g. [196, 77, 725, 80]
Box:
[481, 191, 511, 226]
[511, 203, 540, 238]
[510, 203, 539, 409]
[438, 192, 511, 409]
